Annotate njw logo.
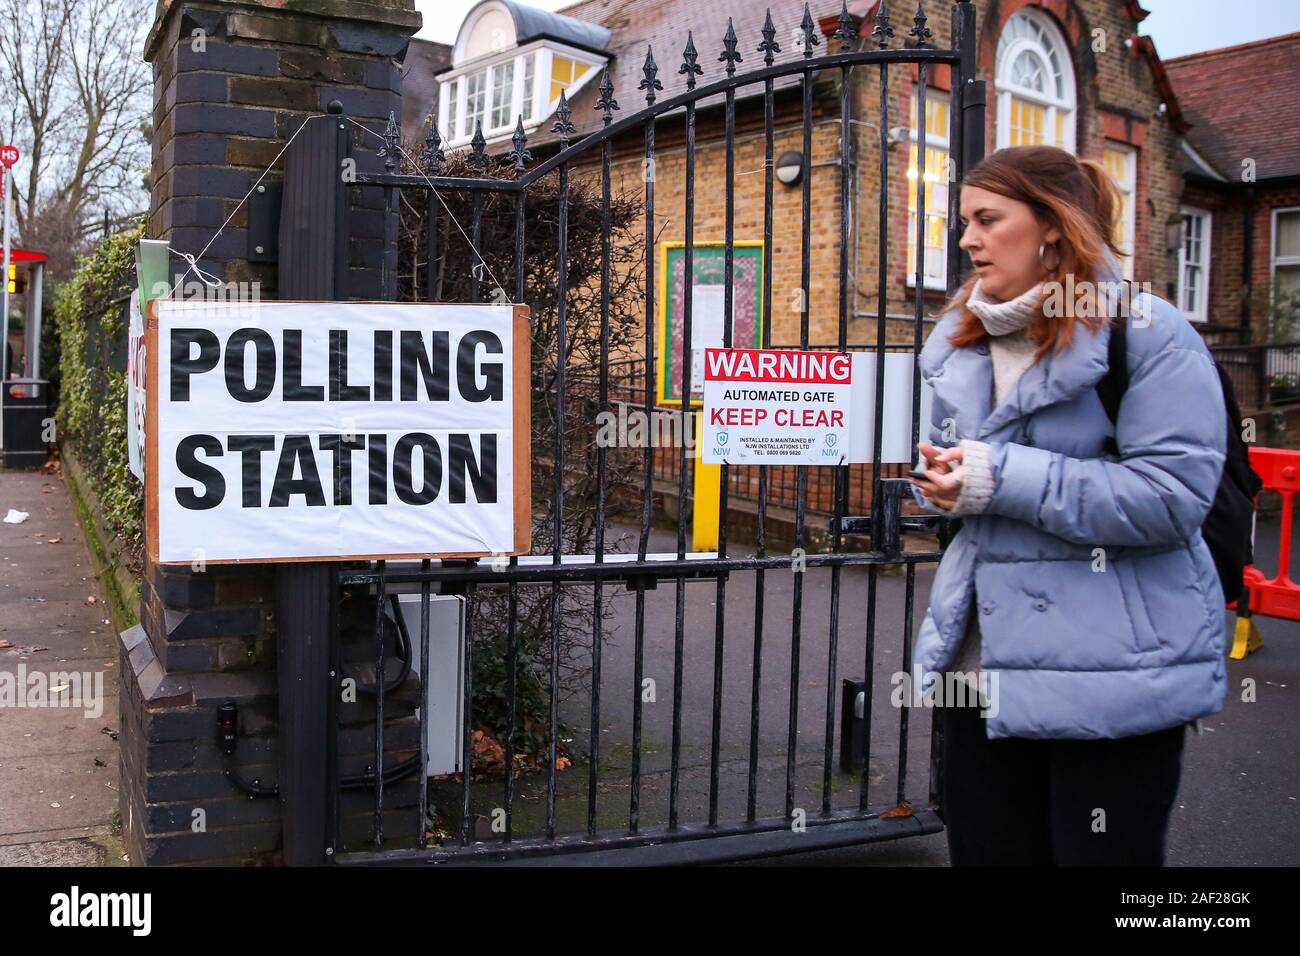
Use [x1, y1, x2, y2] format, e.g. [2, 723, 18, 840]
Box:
[49, 886, 151, 936]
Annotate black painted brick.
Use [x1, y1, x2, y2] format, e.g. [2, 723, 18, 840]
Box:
[164, 606, 263, 641]
[176, 41, 280, 78]
[173, 104, 276, 137]
[321, 86, 400, 121]
[168, 133, 228, 167]
[172, 72, 229, 105]
[149, 564, 218, 608]
[229, 76, 319, 111]
[142, 822, 281, 866]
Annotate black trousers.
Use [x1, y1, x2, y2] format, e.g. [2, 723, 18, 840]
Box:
[938, 702, 1187, 866]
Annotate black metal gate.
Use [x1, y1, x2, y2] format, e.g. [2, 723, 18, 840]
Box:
[280, 0, 986, 865]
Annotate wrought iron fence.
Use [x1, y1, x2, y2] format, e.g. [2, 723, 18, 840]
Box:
[1209, 342, 1300, 409]
[300, 0, 983, 865]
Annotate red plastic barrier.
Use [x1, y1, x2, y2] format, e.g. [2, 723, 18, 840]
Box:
[1233, 446, 1300, 621]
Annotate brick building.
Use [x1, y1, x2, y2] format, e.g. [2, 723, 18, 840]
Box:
[417, 0, 1192, 349]
[1165, 32, 1300, 358]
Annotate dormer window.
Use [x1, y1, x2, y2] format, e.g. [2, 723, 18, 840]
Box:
[437, 0, 611, 148]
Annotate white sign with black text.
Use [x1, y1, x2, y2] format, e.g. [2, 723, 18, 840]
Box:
[147, 300, 531, 564]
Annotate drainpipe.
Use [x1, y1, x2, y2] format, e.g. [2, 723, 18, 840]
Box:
[1242, 186, 1256, 345]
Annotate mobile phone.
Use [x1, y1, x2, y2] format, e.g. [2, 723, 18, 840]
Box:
[908, 455, 929, 479]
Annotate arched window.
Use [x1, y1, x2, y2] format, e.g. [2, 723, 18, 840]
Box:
[995, 8, 1076, 151]
[439, 0, 605, 147]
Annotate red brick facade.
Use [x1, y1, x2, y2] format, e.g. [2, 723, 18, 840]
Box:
[482, 0, 1191, 347]
[1166, 33, 1300, 347]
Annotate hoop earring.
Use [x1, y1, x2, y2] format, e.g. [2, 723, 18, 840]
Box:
[1039, 242, 1059, 273]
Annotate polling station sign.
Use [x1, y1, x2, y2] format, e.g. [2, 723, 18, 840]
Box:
[146, 300, 531, 564]
[700, 347, 932, 465]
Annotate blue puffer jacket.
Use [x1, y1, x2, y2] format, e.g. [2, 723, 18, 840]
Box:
[910, 269, 1228, 740]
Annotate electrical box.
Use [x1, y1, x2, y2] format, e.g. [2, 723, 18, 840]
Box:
[394, 594, 465, 777]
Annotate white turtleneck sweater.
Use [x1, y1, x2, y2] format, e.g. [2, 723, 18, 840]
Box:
[942, 280, 1044, 690]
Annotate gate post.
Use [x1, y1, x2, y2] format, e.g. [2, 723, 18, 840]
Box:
[948, 0, 985, 290]
[119, 0, 419, 866]
[275, 103, 352, 865]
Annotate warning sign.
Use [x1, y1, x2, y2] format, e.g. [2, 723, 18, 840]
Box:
[700, 346, 934, 466]
[701, 348, 855, 464]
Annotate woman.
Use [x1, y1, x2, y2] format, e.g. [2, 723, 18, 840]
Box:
[908, 145, 1228, 866]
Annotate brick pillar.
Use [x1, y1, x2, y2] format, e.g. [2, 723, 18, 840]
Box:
[121, 0, 420, 866]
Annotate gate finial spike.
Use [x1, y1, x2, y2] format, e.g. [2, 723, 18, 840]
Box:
[508, 115, 532, 175]
[873, 0, 895, 49]
[909, 1, 932, 47]
[422, 112, 445, 174]
[639, 46, 663, 105]
[552, 89, 576, 145]
[758, 9, 780, 66]
[681, 30, 703, 89]
[800, 3, 821, 58]
[833, 0, 858, 48]
[595, 66, 620, 126]
[469, 120, 488, 171]
[380, 110, 401, 171]
[720, 18, 742, 76]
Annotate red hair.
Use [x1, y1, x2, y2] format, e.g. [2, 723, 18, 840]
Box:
[944, 145, 1126, 361]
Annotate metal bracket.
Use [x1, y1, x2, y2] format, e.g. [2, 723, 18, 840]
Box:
[248, 181, 282, 263]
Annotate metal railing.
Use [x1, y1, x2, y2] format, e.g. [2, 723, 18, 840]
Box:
[1208, 342, 1300, 410]
[309, 0, 982, 865]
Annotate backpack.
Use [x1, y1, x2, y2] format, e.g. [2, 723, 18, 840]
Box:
[935, 312, 1265, 605]
[1096, 313, 1264, 604]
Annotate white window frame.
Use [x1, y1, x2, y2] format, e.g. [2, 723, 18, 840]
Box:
[444, 77, 459, 144]
[437, 40, 604, 148]
[462, 67, 488, 140]
[906, 88, 951, 292]
[995, 7, 1077, 152]
[490, 58, 515, 130]
[1177, 205, 1212, 323]
[1270, 206, 1300, 338]
[522, 51, 536, 122]
[1105, 142, 1137, 280]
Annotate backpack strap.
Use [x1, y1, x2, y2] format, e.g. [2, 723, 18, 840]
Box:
[1095, 311, 1129, 456]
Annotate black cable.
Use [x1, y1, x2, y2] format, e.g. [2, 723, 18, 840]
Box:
[221, 755, 279, 799]
[222, 595, 420, 799]
[339, 594, 413, 695]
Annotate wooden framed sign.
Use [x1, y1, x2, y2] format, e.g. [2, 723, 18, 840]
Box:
[656, 241, 766, 407]
[146, 299, 531, 565]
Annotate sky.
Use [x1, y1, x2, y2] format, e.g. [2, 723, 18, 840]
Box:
[414, 0, 1300, 58]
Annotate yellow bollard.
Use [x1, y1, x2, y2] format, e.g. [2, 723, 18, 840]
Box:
[1229, 585, 1264, 660]
[692, 409, 720, 552]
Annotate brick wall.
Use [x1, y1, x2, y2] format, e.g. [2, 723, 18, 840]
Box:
[564, 0, 1187, 367]
[1252, 186, 1300, 342]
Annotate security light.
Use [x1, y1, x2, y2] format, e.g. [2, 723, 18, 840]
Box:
[776, 151, 804, 186]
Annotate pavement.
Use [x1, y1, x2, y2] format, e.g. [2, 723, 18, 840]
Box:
[0, 466, 125, 866]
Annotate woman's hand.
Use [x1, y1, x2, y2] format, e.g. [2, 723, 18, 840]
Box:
[909, 441, 966, 512]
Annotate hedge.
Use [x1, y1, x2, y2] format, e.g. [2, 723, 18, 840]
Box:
[53, 219, 146, 570]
